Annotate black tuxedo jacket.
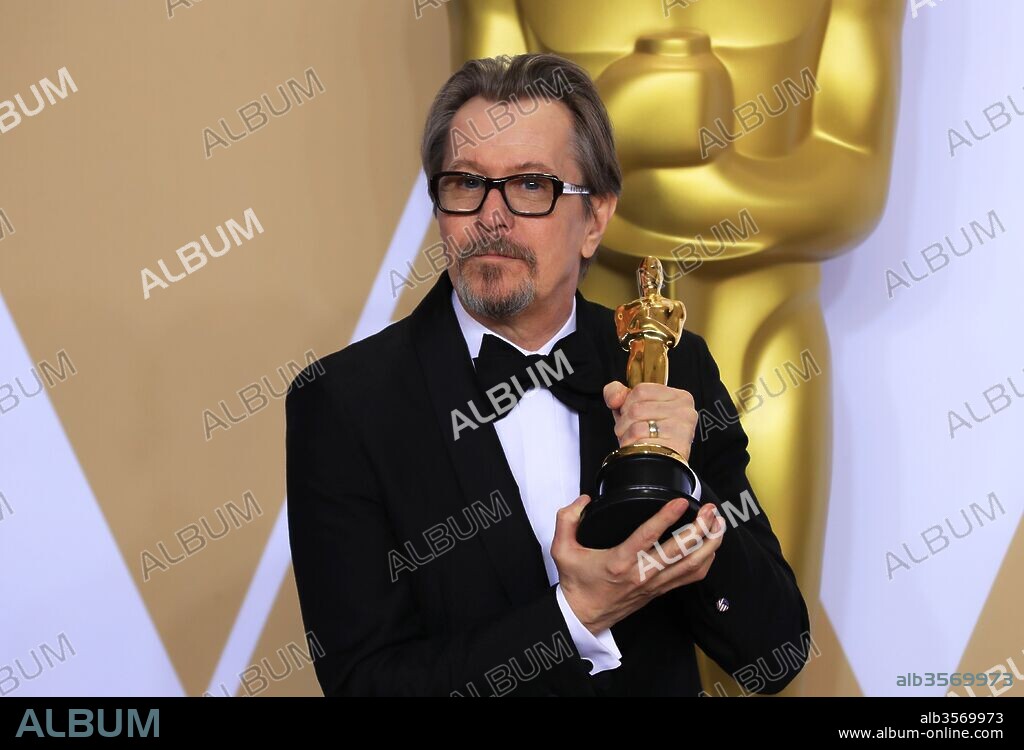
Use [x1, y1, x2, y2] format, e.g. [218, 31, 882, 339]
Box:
[285, 271, 810, 697]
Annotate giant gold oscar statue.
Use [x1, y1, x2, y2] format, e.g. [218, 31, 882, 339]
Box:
[448, 0, 904, 696]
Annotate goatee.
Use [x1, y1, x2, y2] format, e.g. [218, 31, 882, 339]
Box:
[453, 236, 538, 321]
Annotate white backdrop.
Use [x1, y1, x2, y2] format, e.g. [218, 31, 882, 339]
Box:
[821, 0, 1023, 697]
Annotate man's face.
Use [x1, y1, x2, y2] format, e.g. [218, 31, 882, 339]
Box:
[437, 95, 615, 322]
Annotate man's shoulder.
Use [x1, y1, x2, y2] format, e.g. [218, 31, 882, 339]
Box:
[285, 316, 415, 398]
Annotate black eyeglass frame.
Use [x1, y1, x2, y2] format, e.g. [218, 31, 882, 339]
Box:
[428, 171, 591, 217]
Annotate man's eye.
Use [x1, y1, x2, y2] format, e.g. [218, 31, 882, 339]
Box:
[521, 180, 541, 191]
[460, 177, 482, 189]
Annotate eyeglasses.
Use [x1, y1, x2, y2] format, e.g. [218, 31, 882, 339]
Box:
[429, 172, 590, 217]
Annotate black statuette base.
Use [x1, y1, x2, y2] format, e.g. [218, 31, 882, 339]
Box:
[577, 451, 702, 550]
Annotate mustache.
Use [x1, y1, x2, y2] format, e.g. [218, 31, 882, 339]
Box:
[459, 237, 537, 267]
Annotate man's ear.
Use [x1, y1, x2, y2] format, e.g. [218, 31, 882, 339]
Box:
[582, 193, 619, 260]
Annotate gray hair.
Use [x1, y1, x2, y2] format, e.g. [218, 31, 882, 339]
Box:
[421, 53, 622, 282]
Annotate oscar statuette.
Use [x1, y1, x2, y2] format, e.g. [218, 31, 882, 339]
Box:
[577, 257, 703, 549]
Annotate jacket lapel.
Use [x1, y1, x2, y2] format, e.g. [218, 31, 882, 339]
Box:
[573, 290, 623, 498]
[410, 273, 550, 606]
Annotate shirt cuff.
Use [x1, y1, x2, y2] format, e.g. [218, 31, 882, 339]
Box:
[555, 583, 622, 675]
[691, 470, 702, 502]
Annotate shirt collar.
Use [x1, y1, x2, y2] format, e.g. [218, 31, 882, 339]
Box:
[452, 287, 577, 359]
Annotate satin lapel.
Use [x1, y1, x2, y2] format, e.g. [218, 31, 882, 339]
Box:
[573, 290, 622, 498]
[409, 273, 550, 606]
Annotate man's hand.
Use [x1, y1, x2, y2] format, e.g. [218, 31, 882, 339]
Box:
[604, 381, 698, 462]
[553, 494, 725, 634]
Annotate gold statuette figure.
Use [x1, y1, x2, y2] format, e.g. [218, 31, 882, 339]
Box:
[577, 257, 701, 549]
[618, 256, 686, 389]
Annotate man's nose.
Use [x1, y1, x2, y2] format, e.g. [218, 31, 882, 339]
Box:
[476, 185, 513, 232]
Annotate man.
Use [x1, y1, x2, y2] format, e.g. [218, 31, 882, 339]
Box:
[286, 53, 810, 697]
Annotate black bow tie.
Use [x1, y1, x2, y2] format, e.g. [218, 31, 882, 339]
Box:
[472, 330, 604, 418]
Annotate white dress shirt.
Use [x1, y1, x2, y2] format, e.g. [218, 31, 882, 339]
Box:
[452, 289, 704, 675]
[452, 289, 623, 674]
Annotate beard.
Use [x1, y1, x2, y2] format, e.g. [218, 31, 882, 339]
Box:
[453, 235, 538, 321]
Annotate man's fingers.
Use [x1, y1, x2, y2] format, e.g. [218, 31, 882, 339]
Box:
[552, 494, 591, 551]
[666, 540, 719, 589]
[649, 530, 723, 594]
[647, 500, 720, 553]
[655, 503, 721, 560]
[620, 497, 689, 558]
[603, 381, 629, 410]
[696, 503, 719, 533]
[628, 382, 689, 404]
[617, 401, 691, 432]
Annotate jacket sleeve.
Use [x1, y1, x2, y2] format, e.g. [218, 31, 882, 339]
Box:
[285, 364, 597, 696]
[672, 335, 812, 695]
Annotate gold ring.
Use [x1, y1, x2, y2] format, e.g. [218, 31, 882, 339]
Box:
[648, 420, 659, 438]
